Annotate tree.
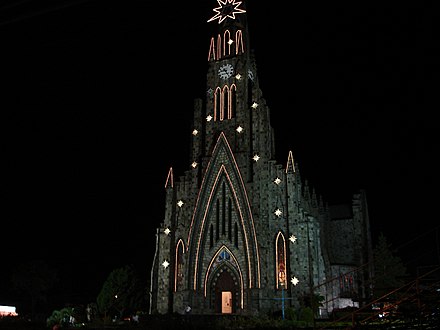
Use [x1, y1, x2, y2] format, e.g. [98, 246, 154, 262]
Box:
[11, 259, 59, 320]
[96, 264, 147, 321]
[372, 233, 408, 299]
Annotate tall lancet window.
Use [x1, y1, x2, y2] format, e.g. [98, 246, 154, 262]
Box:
[214, 87, 222, 121]
[216, 34, 222, 60]
[223, 30, 232, 57]
[235, 30, 244, 55]
[214, 85, 236, 121]
[228, 84, 236, 119]
[221, 85, 229, 121]
[174, 239, 185, 292]
[275, 232, 287, 289]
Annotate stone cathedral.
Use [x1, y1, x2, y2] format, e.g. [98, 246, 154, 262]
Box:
[149, 0, 373, 317]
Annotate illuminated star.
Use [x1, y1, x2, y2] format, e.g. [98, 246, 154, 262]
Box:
[253, 154, 260, 162]
[191, 161, 198, 168]
[207, 0, 246, 24]
[164, 228, 171, 235]
[291, 277, 299, 286]
[251, 102, 258, 109]
[274, 208, 282, 217]
[206, 115, 213, 121]
[177, 200, 184, 207]
[235, 73, 242, 80]
[274, 177, 281, 185]
[289, 235, 297, 243]
[162, 260, 170, 269]
[192, 129, 198, 136]
[236, 125, 243, 133]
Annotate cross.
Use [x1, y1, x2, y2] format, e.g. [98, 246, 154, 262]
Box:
[259, 286, 294, 320]
[274, 287, 295, 320]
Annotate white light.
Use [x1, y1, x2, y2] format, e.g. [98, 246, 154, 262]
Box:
[235, 73, 242, 80]
[177, 200, 184, 207]
[0, 305, 18, 317]
[192, 129, 198, 136]
[251, 102, 258, 109]
[206, 115, 213, 121]
[191, 161, 198, 168]
[236, 126, 243, 133]
[164, 228, 171, 235]
[274, 177, 281, 185]
[162, 260, 170, 269]
[274, 209, 282, 217]
[291, 277, 299, 286]
[289, 235, 297, 243]
[253, 154, 260, 162]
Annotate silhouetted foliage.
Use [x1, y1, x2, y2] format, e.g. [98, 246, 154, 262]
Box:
[11, 259, 59, 320]
[96, 264, 146, 321]
[372, 233, 408, 299]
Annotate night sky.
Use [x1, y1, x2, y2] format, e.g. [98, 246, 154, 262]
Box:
[1, 0, 438, 311]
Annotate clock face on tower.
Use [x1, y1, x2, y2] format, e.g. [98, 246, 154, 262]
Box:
[218, 63, 234, 79]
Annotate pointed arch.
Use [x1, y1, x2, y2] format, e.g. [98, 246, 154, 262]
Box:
[285, 150, 295, 173]
[235, 30, 244, 55]
[204, 245, 244, 308]
[275, 231, 287, 289]
[187, 133, 261, 290]
[216, 34, 222, 60]
[223, 30, 232, 57]
[174, 239, 185, 292]
[214, 86, 222, 121]
[221, 85, 230, 121]
[229, 83, 237, 119]
[213, 84, 237, 121]
[208, 37, 216, 61]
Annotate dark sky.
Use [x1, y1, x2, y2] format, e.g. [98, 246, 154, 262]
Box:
[1, 0, 438, 310]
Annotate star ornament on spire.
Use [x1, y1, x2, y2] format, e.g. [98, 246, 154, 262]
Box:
[207, 0, 246, 24]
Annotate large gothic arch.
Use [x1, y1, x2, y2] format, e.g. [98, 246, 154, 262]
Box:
[186, 132, 261, 299]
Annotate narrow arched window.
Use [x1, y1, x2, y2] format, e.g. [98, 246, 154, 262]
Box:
[175, 239, 185, 292]
[214, 87, 222, 121]
[223, 30, 232, 57]
[235, 30, 244, 55]
[221, 85, 229, 121]
[216, 34, 222, 60]
[229, 84, 237, 119]
[275, 232, 287, 289]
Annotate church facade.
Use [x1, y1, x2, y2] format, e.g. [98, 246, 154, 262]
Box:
[149, 0, 373, 317]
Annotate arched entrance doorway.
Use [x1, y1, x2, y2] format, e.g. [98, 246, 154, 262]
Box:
[210, 266, 240, 314]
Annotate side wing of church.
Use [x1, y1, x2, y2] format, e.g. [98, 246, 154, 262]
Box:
[149, 0, 373, 317]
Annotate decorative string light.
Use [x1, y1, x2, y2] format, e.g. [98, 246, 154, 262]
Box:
[207, 0, 246, 24]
